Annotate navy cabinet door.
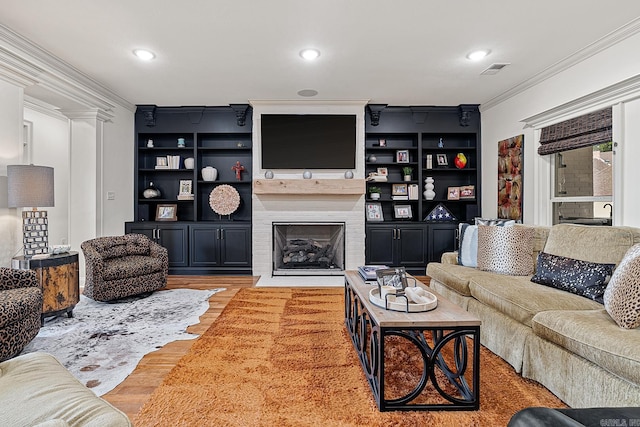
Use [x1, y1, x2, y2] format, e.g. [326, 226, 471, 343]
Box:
[365, 226, 395, 265]
[220, 225, 252, 267]
[190, 226, 220, 267]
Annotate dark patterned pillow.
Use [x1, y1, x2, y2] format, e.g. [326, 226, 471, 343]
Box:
[530, 252, 615, 303]
[474, 218, 516, 226]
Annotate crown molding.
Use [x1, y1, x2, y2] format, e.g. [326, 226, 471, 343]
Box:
[24, 95, 67, 120]
[521, 73, 640, 128]
[0, 24, 134, 112]
[249, 99, 370, 107]
[0, 46, 43, 87]
[59, 108, 114, 122]
[481, 17, 640, 111]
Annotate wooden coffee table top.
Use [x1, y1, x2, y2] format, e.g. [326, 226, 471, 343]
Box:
[345, 270, 481, 328]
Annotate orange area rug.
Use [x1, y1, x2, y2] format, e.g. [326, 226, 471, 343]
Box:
[134, 288, 565, 426]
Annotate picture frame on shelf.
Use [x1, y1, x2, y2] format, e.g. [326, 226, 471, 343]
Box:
[396, 150, 409, 163]
[460, 185, 476, 200]
[394, 204, 412, 219]
[377, 167, 388, 176]
[391, 183, 408, 196]
[378, 138, 386, 147]
[156, 204, 178, 221]
[366, 202, 384, 222]
[437, 154, 448, 166]
[447, 186, 460, 200]
[179, 179, 193, 196]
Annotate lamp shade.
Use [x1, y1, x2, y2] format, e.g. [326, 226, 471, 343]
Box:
[7, 165, 55, 208]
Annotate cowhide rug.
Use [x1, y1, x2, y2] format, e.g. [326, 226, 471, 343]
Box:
[21, 288, 223, 396]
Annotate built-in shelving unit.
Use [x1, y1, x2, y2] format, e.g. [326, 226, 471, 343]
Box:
[364, 105, 481, 271]
[127, 105, 253, 275]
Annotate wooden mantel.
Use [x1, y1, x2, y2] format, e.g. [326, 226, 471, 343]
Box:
[253, 179, 365, 195]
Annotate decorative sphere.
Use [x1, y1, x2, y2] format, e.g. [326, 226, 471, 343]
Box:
[303, 170, 312, 179]
[265, 170, 274, 179]
[344, 170, 354, 179]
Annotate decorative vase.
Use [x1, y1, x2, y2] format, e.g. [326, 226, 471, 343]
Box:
[202, 166, 218, 182]
[370, 192, 380, 200]
[368, 154, 377, 163]
[424, 177, 435, 200]
[184, 158, 195, 169]
[404, 175, 411, 182]
[454, 153, 468, 169]
[143, 182, 161, 199]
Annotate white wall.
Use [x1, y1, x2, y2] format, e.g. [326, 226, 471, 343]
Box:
[481, 32, 640, 226]
[24, 107, 70, 248]
[0, 80, 23, 267]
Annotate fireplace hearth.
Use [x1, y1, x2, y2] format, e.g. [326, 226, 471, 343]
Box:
[273, 222, 345, 276]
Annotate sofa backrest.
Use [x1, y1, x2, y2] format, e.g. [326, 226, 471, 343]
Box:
[543, 224, 640, 266]
[85, 234, 151, 259]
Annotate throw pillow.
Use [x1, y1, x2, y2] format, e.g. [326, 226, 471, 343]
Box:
[477, 225, 534, 275]
[604, 244, 640, 329]
[530, 252, 615, 303]
[475, 218, 516, 226]
[458, 223, 478, 267]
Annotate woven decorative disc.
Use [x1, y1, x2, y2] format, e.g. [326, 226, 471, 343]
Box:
[209, 185, 240, 215]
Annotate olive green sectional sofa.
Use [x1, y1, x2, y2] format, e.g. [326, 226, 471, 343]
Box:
[426, 223, 640, 408]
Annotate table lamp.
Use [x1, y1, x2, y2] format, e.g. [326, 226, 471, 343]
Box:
[7, 164, 55, 257]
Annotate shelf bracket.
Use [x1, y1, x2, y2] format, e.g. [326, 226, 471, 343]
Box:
[458, 105, 475, 127]
[230, 104, 250, 127]
[137, 105, 157, 127]
[367, 104, 387, 126]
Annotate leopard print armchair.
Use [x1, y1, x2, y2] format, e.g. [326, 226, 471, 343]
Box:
[0, 267, 43, 362]
[81, 233, 168, 302]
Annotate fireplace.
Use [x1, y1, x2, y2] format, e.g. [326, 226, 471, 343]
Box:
[273, 222, 345, 276]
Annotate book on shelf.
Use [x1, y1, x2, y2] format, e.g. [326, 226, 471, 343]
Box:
[392, 195, 409, 200]
[154, 165, 170, 170]
[177, 194, 195, 200]
[357, 265, 389, 281]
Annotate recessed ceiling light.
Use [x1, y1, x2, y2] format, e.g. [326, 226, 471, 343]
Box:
[300, 49, 320, 61]
[297, 89, 318, 97]
[133, 49, 156, 61]
[466, 50, 490, 61]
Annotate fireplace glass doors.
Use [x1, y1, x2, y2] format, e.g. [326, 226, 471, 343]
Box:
[272, 222, 345, 276]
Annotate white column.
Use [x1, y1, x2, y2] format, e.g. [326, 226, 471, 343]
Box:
[0, 79, 26, 266]
[60, 109, 112, 278]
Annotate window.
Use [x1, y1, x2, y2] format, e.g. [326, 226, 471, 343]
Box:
[551, 143, 613, 226]
[538, 107, 613, 226]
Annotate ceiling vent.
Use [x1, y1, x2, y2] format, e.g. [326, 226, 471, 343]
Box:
[481, 63, 510, 75]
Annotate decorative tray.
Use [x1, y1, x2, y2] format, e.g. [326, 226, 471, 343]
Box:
[369, 288, 438, 313]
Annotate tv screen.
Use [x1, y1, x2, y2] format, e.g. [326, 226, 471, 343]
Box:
[261, 114, 356, 169]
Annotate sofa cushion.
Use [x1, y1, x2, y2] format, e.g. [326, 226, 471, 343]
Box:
[0, 352, 131, 426]
[426, 263, 496, 297]
[532, 309, 640, 385]
[543, 224, 639, 266]
[469, 277, 602, 327]
[458, 224, 478, 267]
[604, 244, 640, 329]
[474, 218, 516, 226]
[530, 252, 615, 303]
[477, 225, 534, 276]
[103, 255, 164, 281]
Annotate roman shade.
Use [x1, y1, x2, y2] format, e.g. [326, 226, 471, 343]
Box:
[538, 107, 612, 155]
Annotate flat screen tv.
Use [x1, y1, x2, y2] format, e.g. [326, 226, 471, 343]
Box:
[261, 114, 356, 169]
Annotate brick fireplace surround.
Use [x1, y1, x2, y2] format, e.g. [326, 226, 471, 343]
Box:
[250, 100, 368, 286]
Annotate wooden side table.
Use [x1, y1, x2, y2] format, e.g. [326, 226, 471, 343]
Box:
[12, 252, 80, 322]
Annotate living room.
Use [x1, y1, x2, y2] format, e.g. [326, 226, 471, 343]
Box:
[2, 1, 640, 425]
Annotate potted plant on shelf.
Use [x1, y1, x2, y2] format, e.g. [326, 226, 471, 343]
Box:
[402, 166, 413, 181]
[369, 186, 382, 200]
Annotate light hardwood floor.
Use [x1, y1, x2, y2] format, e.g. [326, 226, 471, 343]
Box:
[101, 274, 430, 420]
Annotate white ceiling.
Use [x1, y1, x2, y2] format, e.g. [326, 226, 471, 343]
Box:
[2, 0, 640, 108]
